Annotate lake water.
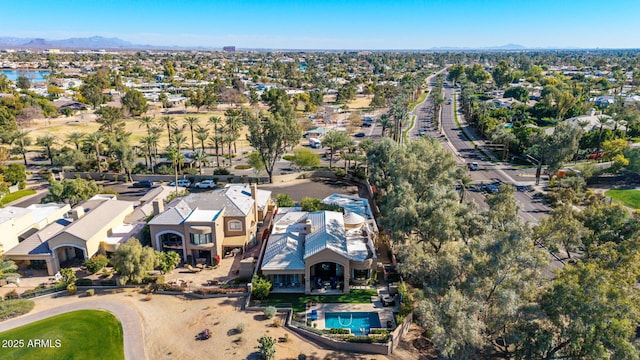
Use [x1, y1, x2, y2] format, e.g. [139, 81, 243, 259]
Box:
[1, 70, 50, 82]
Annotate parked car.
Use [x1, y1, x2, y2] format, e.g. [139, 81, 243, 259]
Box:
[194, 179, 216, 189]
[418, 130, 426, 136]
[169, 179, 191, 187]
[468, 162, 479, 171]
[362, 122, 372, 127]
[486, 184, 500, 194]
[354, 132, 366, 137]
[132, 180, 153, 188]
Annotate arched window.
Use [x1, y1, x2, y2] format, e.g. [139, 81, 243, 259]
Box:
[228, 220, 243, 231]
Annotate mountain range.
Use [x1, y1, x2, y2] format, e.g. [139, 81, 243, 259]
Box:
[0, 36, 166, 50]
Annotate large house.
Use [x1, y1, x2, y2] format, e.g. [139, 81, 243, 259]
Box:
[259, 194, 377, 294]
[2, 195, 140, 275]
[148, 184, 273, 266]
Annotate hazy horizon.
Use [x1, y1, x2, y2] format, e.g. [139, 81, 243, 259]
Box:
[2, 0, 640, 50]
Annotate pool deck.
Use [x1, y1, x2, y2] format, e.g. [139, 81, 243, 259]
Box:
[308, 299, 395, 333]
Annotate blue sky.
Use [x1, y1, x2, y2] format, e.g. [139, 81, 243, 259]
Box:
[2, 0, 639, 49]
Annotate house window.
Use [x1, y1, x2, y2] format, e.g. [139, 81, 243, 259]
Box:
[228, 220, 243, 231]
[190, 233, 212, 245]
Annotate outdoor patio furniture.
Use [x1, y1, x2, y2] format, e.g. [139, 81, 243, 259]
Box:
[185, 264, 201, 273]
[309, 309, 318, 321]
[382, 295, 396, 307]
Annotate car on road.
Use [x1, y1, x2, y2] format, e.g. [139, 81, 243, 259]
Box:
[486, 184, 500, 194]
[169, 179, 191, 187]
[132, 180, 153, 188]
[468, 162, 479, 171]
[194, 179, 216, 189]
[418, 130, 426, 136]
[354, 132, 366, 137]
[362, 122, 372, 127]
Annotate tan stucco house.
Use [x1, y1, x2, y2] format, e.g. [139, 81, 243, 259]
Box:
[3, 195, 141, 275]
[148, 184, 272, 266]
[260, 194, 377, 295]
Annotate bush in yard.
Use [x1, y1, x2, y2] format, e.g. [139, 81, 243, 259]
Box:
[298, 354, 307, 360]
[84, 254, 109, 274]
[252, 276, 271, 300]
[60, 267, 77, 285]
[66, 284, 77, 294]
[264, 306, 277, 319]
[214, 167, 230, 175]
[236, 323, 246, 334]
[300, 197, 323, 212]
[275, 193, 294, 207]
[85, 289, 95, 297]
[256, 335, 276, 360]
[75, 278, 93, 286]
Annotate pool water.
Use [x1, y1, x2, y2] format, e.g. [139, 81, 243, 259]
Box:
[324, 312, 381, 335]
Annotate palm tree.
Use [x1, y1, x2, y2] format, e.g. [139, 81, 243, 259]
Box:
[458, 175, 472, 204]
[139, 135, 155, 173]
[222, 128, 236, 167]
[209, 134, 223, 167]
[85, 132, 103, 172]
[166, 146, 184, 193]
[149, 127, 162, 158]
[191, 149, 208, 175]
[66, 132, 85, 150]
[595, 116, 612, 158]
[10, 130, 31, 166]
[322, 130, 350, 169]
[138, 116, 155, 137]
[195, 125, 209, 153]
[225, 109, 243, 154]
[160, 116, 176, 145]
[184, 116, 199, 152]
[491, 127, 517, 161]
[36, 135, 57, 165]
[379, 114, 391, 137]
[208, 116, 222, 156]
[173, 132, 188, 171]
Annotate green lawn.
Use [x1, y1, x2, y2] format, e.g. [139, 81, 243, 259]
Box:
[259, 289, 377, 313]
[1, 189, 36, 205]
[605, 189, 640, 209]
[0, 310, 124, 360]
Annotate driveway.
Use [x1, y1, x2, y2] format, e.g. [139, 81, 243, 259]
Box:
[0, 298, 146, 360]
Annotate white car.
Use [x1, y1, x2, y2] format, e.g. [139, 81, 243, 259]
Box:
[468, 162, 479, 171]
[169, 179, 191, 187]
[194, 180, 215, 189]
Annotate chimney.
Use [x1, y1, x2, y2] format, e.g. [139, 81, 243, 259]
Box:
[251, 183, 257, 200]
[304, 219, 314, 234]
[251, 183, 258, 221]
[152, 199, 164, 216]
[70, 206, 85, 220]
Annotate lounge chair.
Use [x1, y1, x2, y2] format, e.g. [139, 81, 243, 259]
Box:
[309, 309, 318, 321]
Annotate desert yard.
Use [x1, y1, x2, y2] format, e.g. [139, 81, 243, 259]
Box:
[3, 289, 428, 360]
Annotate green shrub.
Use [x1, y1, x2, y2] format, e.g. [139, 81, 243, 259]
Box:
[18, 180, 26, 190]
[264, 306, 277, 319]
[0, 299, 35, 321]
[182, 167, 199, 175]
[100, 279, 117, 286]
[235, 164, 251, 170]
[370, 329, 390, 335]
[275, 193, 294, 207]
[298, 354, 307, 360]
[283, 154, 295, 161]
[75, 278, 93, 286]
[84, 254, 109, 274]
[347, 335, 372, 343]
[334, 168, 347, 178]
[252, 276, 272, 300]
[85, 289, 95, 297]
[300, 197, 322, 211]
[322, 328, 350, 334]
[214, 167, 230, 175]
[66, 284, 77, 294]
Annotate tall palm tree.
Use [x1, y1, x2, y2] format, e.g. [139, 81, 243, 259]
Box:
[491, 127, 517, 161]
[322, 130, 350, 169]
[595, 116, 612, 158]
[209, 134, 223, 167]
[36, 135, 57, 165]
[379, 114, 391, 137]
[138, 116, 155, 137]
[222, 128, 236, 167]
[208, 116, 222, 155]
[166, 146, 184, 194]
[195, 125, 209, 153]
[139, 135, 155, 173]
[10, 130, 31, 166]
[225, 109, 243, 154]
[85, 132, 103, 172]
[160, 116, 176, 145]
[191, 149, 208, 175]
[149, 126, 162, 158]
[66, 132, 85, 150]
[184, 116, 199, 152]
[458, 175, 473, 204]
[173, 132, 188, 171]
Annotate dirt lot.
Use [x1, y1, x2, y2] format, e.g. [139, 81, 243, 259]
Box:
[19, 290, 429, 360]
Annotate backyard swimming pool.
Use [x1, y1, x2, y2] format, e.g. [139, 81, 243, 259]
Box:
[324, 312, 381, 335]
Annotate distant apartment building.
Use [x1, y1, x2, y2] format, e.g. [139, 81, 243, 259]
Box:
[223, 46, 236, 52]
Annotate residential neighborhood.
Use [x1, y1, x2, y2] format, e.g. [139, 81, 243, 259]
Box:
[2, 2, 640, 360]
